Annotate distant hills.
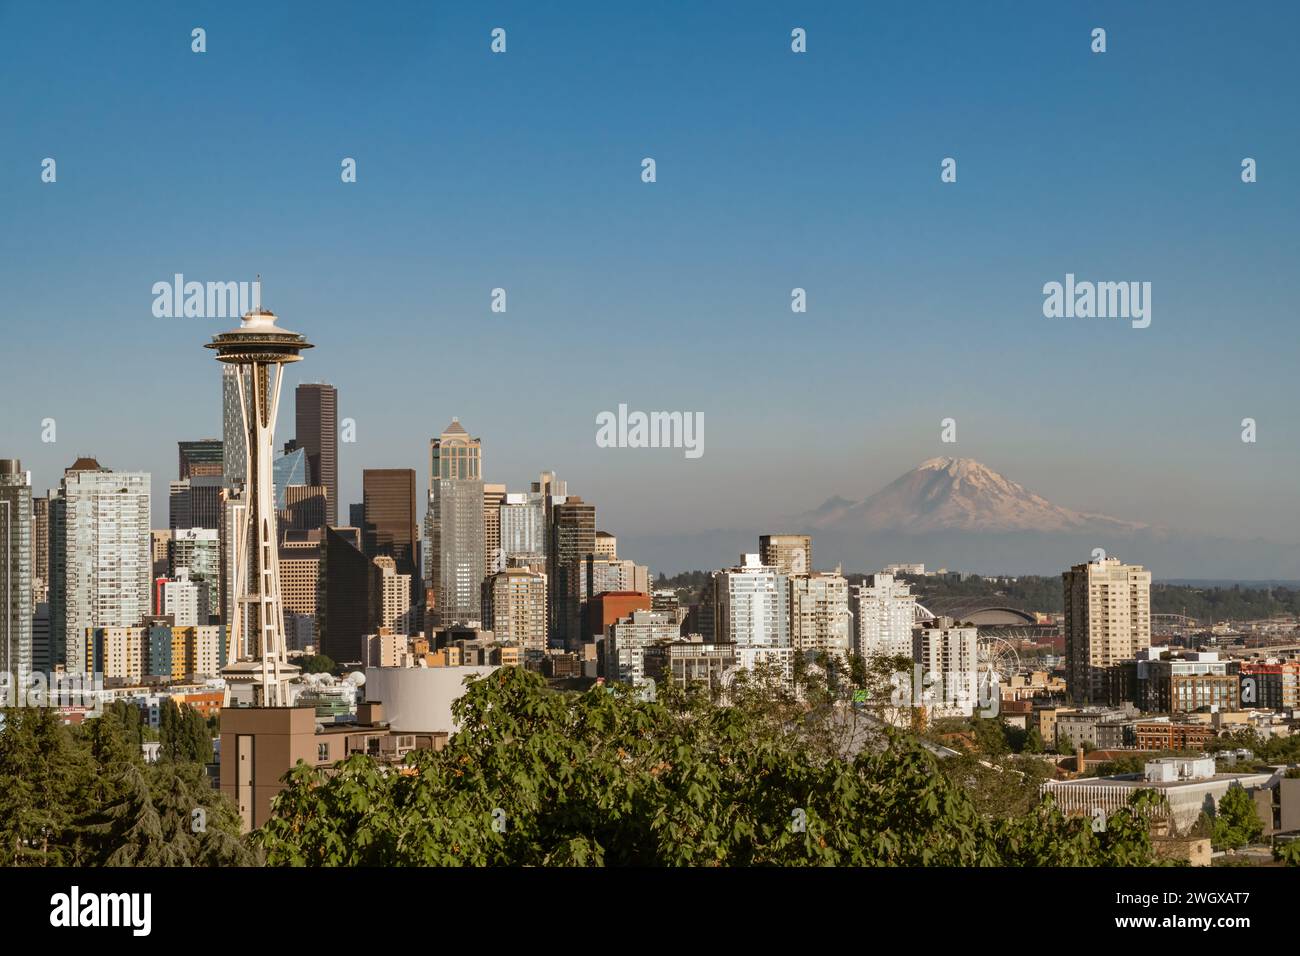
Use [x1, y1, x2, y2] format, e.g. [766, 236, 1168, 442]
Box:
[629, 457, 1300, 581]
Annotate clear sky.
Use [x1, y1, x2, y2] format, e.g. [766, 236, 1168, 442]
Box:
[2, 1, 1297, 569]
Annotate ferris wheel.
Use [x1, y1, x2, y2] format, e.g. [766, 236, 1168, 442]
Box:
[976, 636, 1021, 691]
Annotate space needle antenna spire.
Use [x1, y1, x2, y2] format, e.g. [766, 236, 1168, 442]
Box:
[205, 277, 313, 706]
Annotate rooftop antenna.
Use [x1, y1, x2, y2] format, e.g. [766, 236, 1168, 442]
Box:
[253, 274, 262, 311]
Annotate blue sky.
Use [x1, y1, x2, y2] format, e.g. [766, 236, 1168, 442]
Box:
[2, 1, 1297, 570]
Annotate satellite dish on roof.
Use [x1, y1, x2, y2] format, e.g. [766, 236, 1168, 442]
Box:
[345, 671, 366, 686]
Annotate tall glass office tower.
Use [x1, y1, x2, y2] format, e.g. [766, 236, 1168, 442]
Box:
[425, 419, 484, 625]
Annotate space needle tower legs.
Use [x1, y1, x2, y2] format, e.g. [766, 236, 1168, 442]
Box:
[206, 280, 313, 706]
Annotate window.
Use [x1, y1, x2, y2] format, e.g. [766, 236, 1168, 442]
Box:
[317, 743, 329, 761]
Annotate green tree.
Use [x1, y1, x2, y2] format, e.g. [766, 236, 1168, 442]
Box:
[298, 655, 337, 675]
[0, 708, 91, 865]
[1274, 840, 1300, 866]
[75, 760, 254, 866]
[159, 699, 214, 764]
[254, 667, 1161, 867]
[1023, 726, 1044, 754]
[1211, 783, 1264, 850]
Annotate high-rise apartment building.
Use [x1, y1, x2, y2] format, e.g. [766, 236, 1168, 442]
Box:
[913, 616, 979, 718]
[850, 573, 917, 659]
[790, 572, 851, 657]
[372, 555, 414, 635]
[169, 527, 221, 614]
[49, 458, 151, 674]
[0, 460, 33, 677]
[161, 568, 210, 627]
[550, 496, 596, 650]
[1063, 557, 1152, 705]
[362, 468, 418, 603]
[484, 568, 548, 656]
[714, 554, 790, 649]
[425, 419, 484, 625]
[295, 383, 339, 526]
[89, 626, 146, 683]
[759, 534, 812, 576]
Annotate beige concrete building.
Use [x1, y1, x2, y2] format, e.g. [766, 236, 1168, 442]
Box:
[789, 572, 851, 656]
[759, 534, 811, 576]
[279, 531, 321, 645]
[373, 554, 413, 635]
[87, 626, 145, 682]
[484, 567, 548, 654]
[365, 628, 411, 668]
[1063, 557, 1151, 704]
[594, 531, 617, 558]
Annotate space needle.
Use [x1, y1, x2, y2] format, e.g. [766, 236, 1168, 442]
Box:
[206, 279, 312, 706]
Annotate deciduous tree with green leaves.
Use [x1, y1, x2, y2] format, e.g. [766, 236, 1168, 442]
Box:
[255, 667, 1164, 867]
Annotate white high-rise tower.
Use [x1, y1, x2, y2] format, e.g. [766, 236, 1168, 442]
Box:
[206, 281, 312, 705]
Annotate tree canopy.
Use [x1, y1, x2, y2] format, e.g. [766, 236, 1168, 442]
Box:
[256, 666, 1165, 867]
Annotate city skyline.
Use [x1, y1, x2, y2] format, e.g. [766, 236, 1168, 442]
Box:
[2, 2, 1298, 576]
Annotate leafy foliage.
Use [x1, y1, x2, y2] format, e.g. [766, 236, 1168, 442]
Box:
[0, 704, 252, 866]
[256, 667, 1163, 866]
[1211, 783, 1264, 851]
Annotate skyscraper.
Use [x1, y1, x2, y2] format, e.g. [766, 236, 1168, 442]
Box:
[550, 495, 595, 650]
[221, 366, 250, 488]
[278, 530, 322, 649]
[362, 468, 418, 603]
[295, 383, 338, 526]
[318, 525, 375, 665]
[483, 483, 506, 577]
[500, 491, 546, 560]
[426, 419, 484, 626]
[850, 573, 918, 659]
[31, 492, 49, 606]
[178, 439, 224, 480]
[1063, 557, 1152, 705]
[169, 475, 223, 530]
[48, 458, 151, 674]
[207, 296, 313, 704]
[0, 460, 33, 678]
